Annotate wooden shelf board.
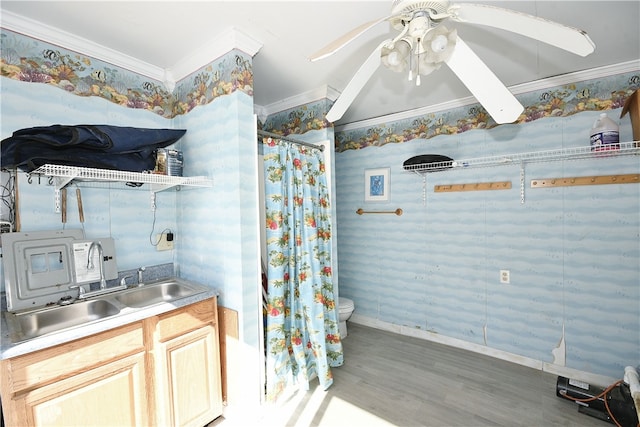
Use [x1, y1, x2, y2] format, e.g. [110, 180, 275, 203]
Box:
[530, 174, 639, 188]
[434, 181, 512, 193]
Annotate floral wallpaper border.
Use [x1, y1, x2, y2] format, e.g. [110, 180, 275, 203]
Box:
[332, 72, 640, 152]
[259, 98, 332, 136]
[0, 29, 252, 119]
[2, 28, 638, 151]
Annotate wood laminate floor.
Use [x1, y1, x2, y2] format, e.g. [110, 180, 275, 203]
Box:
[215, 323, 611, 427]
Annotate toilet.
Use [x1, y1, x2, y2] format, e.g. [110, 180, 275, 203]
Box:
[338, 297, 355, 338]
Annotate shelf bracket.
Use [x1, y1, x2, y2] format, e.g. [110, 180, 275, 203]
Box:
[520, 162, 526, 205]
[54, 176, 75, 190]
[54, 188, 60, 213]
[52, 176, 76, 213]
[150, 183, 177, 193]
[422, 174, 427, 206]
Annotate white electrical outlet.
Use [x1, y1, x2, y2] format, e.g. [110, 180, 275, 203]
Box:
[156, 233, 174, 251]
[500, 269, 510, 284]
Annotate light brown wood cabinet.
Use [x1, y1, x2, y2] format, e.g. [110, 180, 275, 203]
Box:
[0, 297, 223, 427]
[152, 298, 223, 426]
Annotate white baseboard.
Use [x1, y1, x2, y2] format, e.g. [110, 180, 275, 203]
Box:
[349, 313, 618, 387]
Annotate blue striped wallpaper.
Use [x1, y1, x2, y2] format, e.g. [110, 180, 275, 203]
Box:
[335, 109, 639, 379]
[0, 77, 177, 276]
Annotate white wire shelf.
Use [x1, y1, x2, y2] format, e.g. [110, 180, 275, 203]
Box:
[29, 164, 213, 212]
[403, 141, 640, 173]
[30, 164, 213, 191]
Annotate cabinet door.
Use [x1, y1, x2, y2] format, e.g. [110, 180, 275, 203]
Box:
[155, 324, 223, 427]
[14, 352, 148, 427]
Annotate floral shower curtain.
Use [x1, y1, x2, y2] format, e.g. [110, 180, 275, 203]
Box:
[263, 137, 343, 401]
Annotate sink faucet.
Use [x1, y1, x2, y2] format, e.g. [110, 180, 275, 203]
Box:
[87, 241, 107, 290]
[70, 284, 86, 299]
[137, 266, 146, 286]
[120, 275, 134, 287]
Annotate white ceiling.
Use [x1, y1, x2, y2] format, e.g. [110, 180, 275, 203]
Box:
[1, 1, 639, 126]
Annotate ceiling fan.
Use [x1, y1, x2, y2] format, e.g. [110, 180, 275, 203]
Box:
[310, 0, 596, 124]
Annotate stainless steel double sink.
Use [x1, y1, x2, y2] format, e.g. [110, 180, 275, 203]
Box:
[4, 278, 209, 343]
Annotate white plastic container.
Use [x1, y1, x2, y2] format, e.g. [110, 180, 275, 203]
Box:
[590, 112, 619, 152]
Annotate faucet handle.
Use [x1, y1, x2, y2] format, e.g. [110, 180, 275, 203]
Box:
[120, 275, 134, 287]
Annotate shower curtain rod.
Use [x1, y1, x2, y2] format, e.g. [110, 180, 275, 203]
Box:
[257, 130, 324, 151]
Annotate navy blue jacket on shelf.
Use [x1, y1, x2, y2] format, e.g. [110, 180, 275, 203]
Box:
[1, 124, 186, 172]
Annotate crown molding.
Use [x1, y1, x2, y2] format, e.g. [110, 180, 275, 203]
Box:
[168, 26, 262, 83]
[508, 59, 639, 95]
[1, 10, 164, 80]
[257, 85, 340, 118]
[336, 60, 640, 132]
[1, 10, 263, 91]
[255, 105, 268, 124]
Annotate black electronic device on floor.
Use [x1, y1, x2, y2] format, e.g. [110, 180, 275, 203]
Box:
[556, 376, 638, 426]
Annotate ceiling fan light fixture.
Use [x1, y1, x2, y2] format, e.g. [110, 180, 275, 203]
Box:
[422, 26, 457, 64]
[387, 51, 403, 66]
[431, 34, 448, 52]
[381, 39, 412, 72]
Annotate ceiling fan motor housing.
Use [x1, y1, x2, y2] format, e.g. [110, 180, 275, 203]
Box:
[390, 0, 451, 29]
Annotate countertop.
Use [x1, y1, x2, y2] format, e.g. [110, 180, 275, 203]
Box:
[1, 279, 219, 360]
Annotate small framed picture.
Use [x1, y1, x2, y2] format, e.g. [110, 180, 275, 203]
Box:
[364, 167, 390, 202]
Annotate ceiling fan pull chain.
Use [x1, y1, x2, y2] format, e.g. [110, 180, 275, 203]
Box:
[409, 41, 414, 82]
[415, 37, 421, 86]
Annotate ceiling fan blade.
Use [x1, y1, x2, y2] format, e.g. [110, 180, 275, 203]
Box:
[445, 36, 523, 124]
[326, 40, 388, 123]
[309, 15, 394, 61]
[452, 3, 595, 57]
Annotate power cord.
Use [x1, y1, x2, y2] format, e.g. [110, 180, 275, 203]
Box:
[148, 197, 173, 247]
[1, 169, 16, 232]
